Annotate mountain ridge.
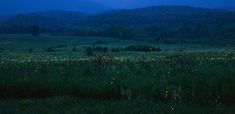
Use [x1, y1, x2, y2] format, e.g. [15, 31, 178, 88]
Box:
[0, 0, 110, 15]
[0, 5, 235, 38]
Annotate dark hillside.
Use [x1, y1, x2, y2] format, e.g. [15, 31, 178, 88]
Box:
[0, 6, 235, 41]
[0, 10, 87, 33]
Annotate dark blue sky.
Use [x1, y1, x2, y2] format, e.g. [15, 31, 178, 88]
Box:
[0, 0, 234, 15]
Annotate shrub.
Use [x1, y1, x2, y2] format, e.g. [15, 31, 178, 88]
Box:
[27, 48, 33, 53]
[93, 46, 108, 53]
[30, 25, 40, 37]
[93, 40, 106, 45]
[44, 48, 56, 52]
[85, 47, 93, 56]
[84, 46, 109, 56]
[72, 47, 77, 52]
[56, 45, 67, 48]
[111, 47, 120, 53]
[123, 45, 161, 52]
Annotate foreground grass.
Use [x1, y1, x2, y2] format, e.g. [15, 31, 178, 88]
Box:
[0, 52, 234, 104]
[0, 35, 235, 113]
[0, 96, 234, 114]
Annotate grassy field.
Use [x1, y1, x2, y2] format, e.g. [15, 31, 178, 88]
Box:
[0, 97, 234, 114]
[0, 34, 234, 113]
[0, 34, 234, 54]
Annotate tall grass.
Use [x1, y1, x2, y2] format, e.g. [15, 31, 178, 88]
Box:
[0, 96, 234, 114]
[0, 53, 234, 104]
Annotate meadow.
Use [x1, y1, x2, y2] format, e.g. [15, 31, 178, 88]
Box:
[0, 34, 234, 113]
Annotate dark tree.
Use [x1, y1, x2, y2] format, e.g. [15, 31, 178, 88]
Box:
[119, 27, 135, 40]
[30, 25, 40, 37]
[103, 25, 135, 40]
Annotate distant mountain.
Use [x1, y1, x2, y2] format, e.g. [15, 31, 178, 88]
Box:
[0, 15, 12, 24]
[83, 6, 235, 27]
[219, 7, 235, 11]
[0, 10, 87, 33]
[1, 6, 235, 35]
[0, 0, 109, 15]
[96, 0, 235, 9]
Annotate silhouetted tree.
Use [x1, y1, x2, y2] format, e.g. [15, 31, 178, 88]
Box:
[103, 25, 135, 40]
[177, 26, 193, 39]
[30, 25, 40, 37]
[119, 27, 135, 40]
[193, 24, 209, 38]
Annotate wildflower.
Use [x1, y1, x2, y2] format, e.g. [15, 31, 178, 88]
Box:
[110, 81, 114, 85]
[171, 106, 174, 111]
[165, 90, 168, 99]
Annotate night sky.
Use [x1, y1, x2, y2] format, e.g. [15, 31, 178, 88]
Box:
[0, 0, 234, 15]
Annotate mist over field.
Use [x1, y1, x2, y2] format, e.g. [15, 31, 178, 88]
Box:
[0, 0, 234, 114]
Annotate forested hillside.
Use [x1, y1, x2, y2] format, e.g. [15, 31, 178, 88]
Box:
[0, 6, 235, 41]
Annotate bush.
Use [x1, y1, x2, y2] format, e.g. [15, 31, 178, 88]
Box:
[93, 40, 106, 45]
[123, 45, 161, 52]
[84, 46, 108, 56]
[93, 46, 108, 53]
[72, 48, 77, 52]
[27, 48, 33, 53]
[44, 48, 56, 52]
[85, 47, 93, 56]
[30, 25, 40, 37]
[111, 48, 120, 53]
[56, 45, 67, 48]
